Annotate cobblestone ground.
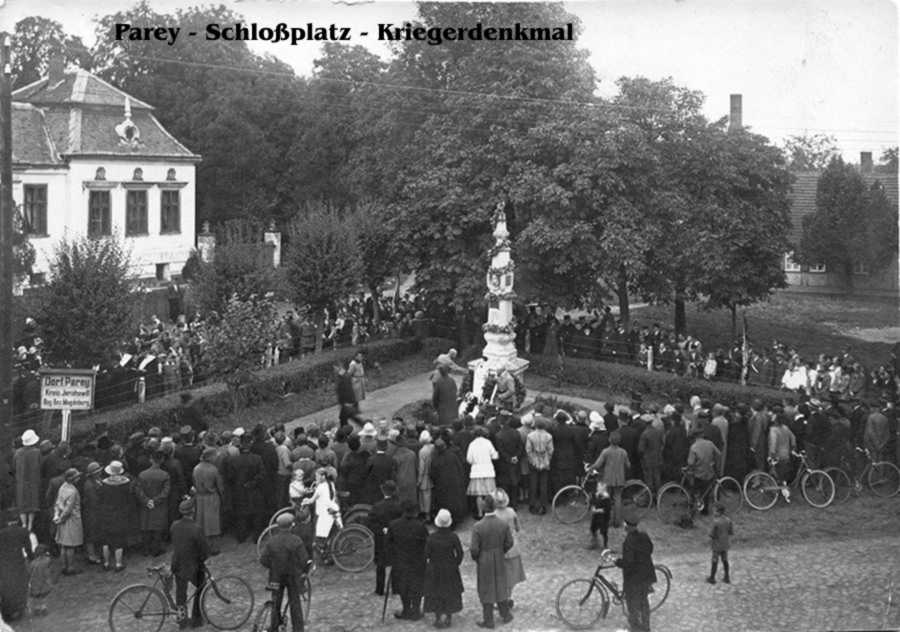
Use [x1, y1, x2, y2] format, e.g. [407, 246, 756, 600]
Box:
[12, 496, 900, 632]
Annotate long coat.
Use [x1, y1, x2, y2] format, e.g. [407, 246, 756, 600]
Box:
[387, 515, 428, 595]
[365, 452, 396, 505]
[369, 496, 403, 566]
[430, 447, 468, 525]
[13, 445, 41, 513]
[53, 481, 84, 547]
[423, 527, 464, 614]
[192, 461, 224, 537]
[82, 476, 103, 544]
[136, 465, 171, 532]
[616, 528, 657, 588]
[393, 446, 418, 507]
[433, 375, 459, 426]
[470, 513, 513, 604]
[551, 423, 578, 491]
[97, 475, 134, 549]
[170, 517, 209, 581]
[224, 451, 264, 517]
[0, 524, 31, 619]
[724, 418, 751, 481]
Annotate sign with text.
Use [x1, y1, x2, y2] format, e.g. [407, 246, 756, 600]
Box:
[39, 368, 96, 411]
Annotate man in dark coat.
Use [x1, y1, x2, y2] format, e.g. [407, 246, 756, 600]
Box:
[618, 416, 642, 482]
[470, 495, 513, 629]
[170, 498, 210, 629]
[432, 366, 459, 426]
[603, 402, 619, 434]
[615, 514, 657, 632]
[429, 438, 468, 526]
[369, 481, 403, 596]
[174, 428, 202, 488]
[224, 436, 264, 542]
[250, 424, 280, 518]
[0, 510, 32, 622]
[260, 512, 310, 632]
[495, 418, 524, 508]
[339, 436, 370, 507]
[365, 440, 397, 505]
[662, 410, 690, 482]
[136, 450, 171, 557]
[387, 500, 429, 621]
[335, 366, 360, 428]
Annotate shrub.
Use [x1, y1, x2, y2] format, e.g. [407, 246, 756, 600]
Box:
[73, 337, 453, 441]
[526, 354, 789, 409]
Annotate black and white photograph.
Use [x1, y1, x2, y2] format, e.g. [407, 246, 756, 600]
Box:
[0, 0, 897, 631]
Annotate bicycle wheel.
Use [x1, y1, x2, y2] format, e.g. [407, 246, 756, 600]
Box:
[555, 578, 610, 630]
[868, 461, 900, 497]
[621, 479, 653, 519]
[343, 503, 372, 526]
[649, 564, 672, 611]
[552, 485, 590, 524]
[201, 575, 255, 630]
[743, 471, 779, 511]
[302, 574, 312, 621]
[269, 506, 295, 527]
[257, 525, 278, 561]
[800, 470, 835, 508]
[713, 476, 743, 514]
[252, 601, 273, 632]
[656, 483, 691, 524]
[331, 524, 375, 572]
[108, 584, 168, 632]
[824, 467, 852, 504]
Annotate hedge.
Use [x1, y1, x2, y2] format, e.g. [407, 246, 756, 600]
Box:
[526, 354, 791, 409]
[71, 337, 454, 441]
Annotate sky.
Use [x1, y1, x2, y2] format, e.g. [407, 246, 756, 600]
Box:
[1, 0, 897, 161]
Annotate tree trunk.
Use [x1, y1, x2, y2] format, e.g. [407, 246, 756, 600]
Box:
[616, 264, 631, 331]
[393, 272, 402, 310]
[673, 286, 687, 336]
[730, 304, 737, 340]
[369, 284, 381, 326]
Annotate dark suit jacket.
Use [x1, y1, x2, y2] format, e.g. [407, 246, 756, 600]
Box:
[387, 515, 428, 577]
[261, 530, 310, 584]
[170, 517, 209, 580]
[369, 496, 403, 565]
[616, 528, 657, 588]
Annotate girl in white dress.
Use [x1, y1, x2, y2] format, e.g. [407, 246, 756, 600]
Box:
[301, 468, 342, 564]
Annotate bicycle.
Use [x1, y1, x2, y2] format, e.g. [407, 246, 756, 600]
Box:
[108, 564, 254, 632]
[251, 560, 314, 632]
[742, 450, 835, 510]
[555, 549, 672, 630]
[656, 468, 743, 525]
[552, 469, 653, 524]
[257, 506, 375, 573]
[824, 446, 900, 503]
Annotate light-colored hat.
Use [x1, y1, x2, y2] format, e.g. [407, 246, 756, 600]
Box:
[521, 413, 534, 427]
[419, 430, 432, 444]
[434, 509, 452, 528]
[359, 422, 377, 437]
[589, 417, 606, 432]
[492, 488, 510, 509]
[233, 427, 245, 437]
[21, 429, 39, 447]
[388, 428, 400, 441]
[662, 404, 676, 417]
[105, 460, 125, 476]
[588, 411, 602, 424]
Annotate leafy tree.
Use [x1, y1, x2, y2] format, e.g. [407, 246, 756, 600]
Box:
[38, 238, 136, 367]
[190, 242, 283, 315]
[10, 16, 92, 89]
[201, 293, 281, 414]
[797, 157, 898, 287]
[782, 133, 840, 170]
[879, 147, 898, 172]
[283, 204, 363, 325]
[13, 205, 36, 280]
[351, 200, 403, 324]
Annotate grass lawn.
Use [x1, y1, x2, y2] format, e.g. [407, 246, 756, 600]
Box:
[629, 293, 898, 367]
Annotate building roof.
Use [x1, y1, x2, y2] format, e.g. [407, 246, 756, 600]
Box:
[787, 169, 899, 246]
[12, 68, 199, 163]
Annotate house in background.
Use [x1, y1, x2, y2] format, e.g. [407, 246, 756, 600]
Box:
[10, 58, 200, 287]
[783, 152, 899, 297]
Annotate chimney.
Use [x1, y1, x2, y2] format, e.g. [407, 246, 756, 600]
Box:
[729, 94, 742, 132]
[860, 151, 873, 173]
[48, 55, 65, 82]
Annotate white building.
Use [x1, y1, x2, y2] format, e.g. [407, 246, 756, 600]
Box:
[11, 60, 200, 284]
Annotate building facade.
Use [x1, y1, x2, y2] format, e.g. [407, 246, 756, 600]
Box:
[11, 60, 200, 286]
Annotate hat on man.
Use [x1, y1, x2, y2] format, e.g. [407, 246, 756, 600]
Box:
[492, 488, 510, 509]
[128, 431, 145, 443]
[63, 467, 81, 482]
[589, 415, 606, 432]
[21, 429, 39, 447]
[276, 513, 294, 529]
[434, 509, 452, 529]
[38, 439, 53, 453]
[360, 422, 377, 437]
[147, 427, 162, 438]
[419, 430, 432, 444]
[622, 506, 641, 527]
[180, 425, 193, 436]
[86, 461, 103, 476]
[233, 427, 245, 437]
[179, 498, 195, 515]
[105, 460, 125, 476]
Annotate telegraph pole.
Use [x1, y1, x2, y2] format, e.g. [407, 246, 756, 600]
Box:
[0, 33, 14, 452]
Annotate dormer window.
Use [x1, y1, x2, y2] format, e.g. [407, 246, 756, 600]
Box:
[166, 168, 176, 181]
[115, 96, 141, 146]
[133, 168, 143, 181]
[95, 167, 106, 181]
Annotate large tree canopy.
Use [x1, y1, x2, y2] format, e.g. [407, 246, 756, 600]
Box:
[10, 16, 92, 89]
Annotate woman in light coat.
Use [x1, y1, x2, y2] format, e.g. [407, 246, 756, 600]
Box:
[466, 427, 498, 519]
[53, 468, 83, 575]
[417, 430, 435, 519]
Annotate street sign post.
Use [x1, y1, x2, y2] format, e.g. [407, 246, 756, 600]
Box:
[39, 368, 96, 442]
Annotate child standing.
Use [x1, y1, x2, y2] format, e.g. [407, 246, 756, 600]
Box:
[28, 544, 54, 617]
[707, 502, 733, 584]
[587, 482, 612, 550]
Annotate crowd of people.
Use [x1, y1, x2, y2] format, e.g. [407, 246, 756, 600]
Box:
[519, 305, 900, 401]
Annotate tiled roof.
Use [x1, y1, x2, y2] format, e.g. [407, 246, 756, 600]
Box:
[11, 103, 60, 166]
[787, 169, 899, 247]
[12, 67, 199, 162]
[12, 70, 153, 110]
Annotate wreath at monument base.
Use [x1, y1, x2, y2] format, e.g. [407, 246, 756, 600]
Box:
[459, 370, 526, 410]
